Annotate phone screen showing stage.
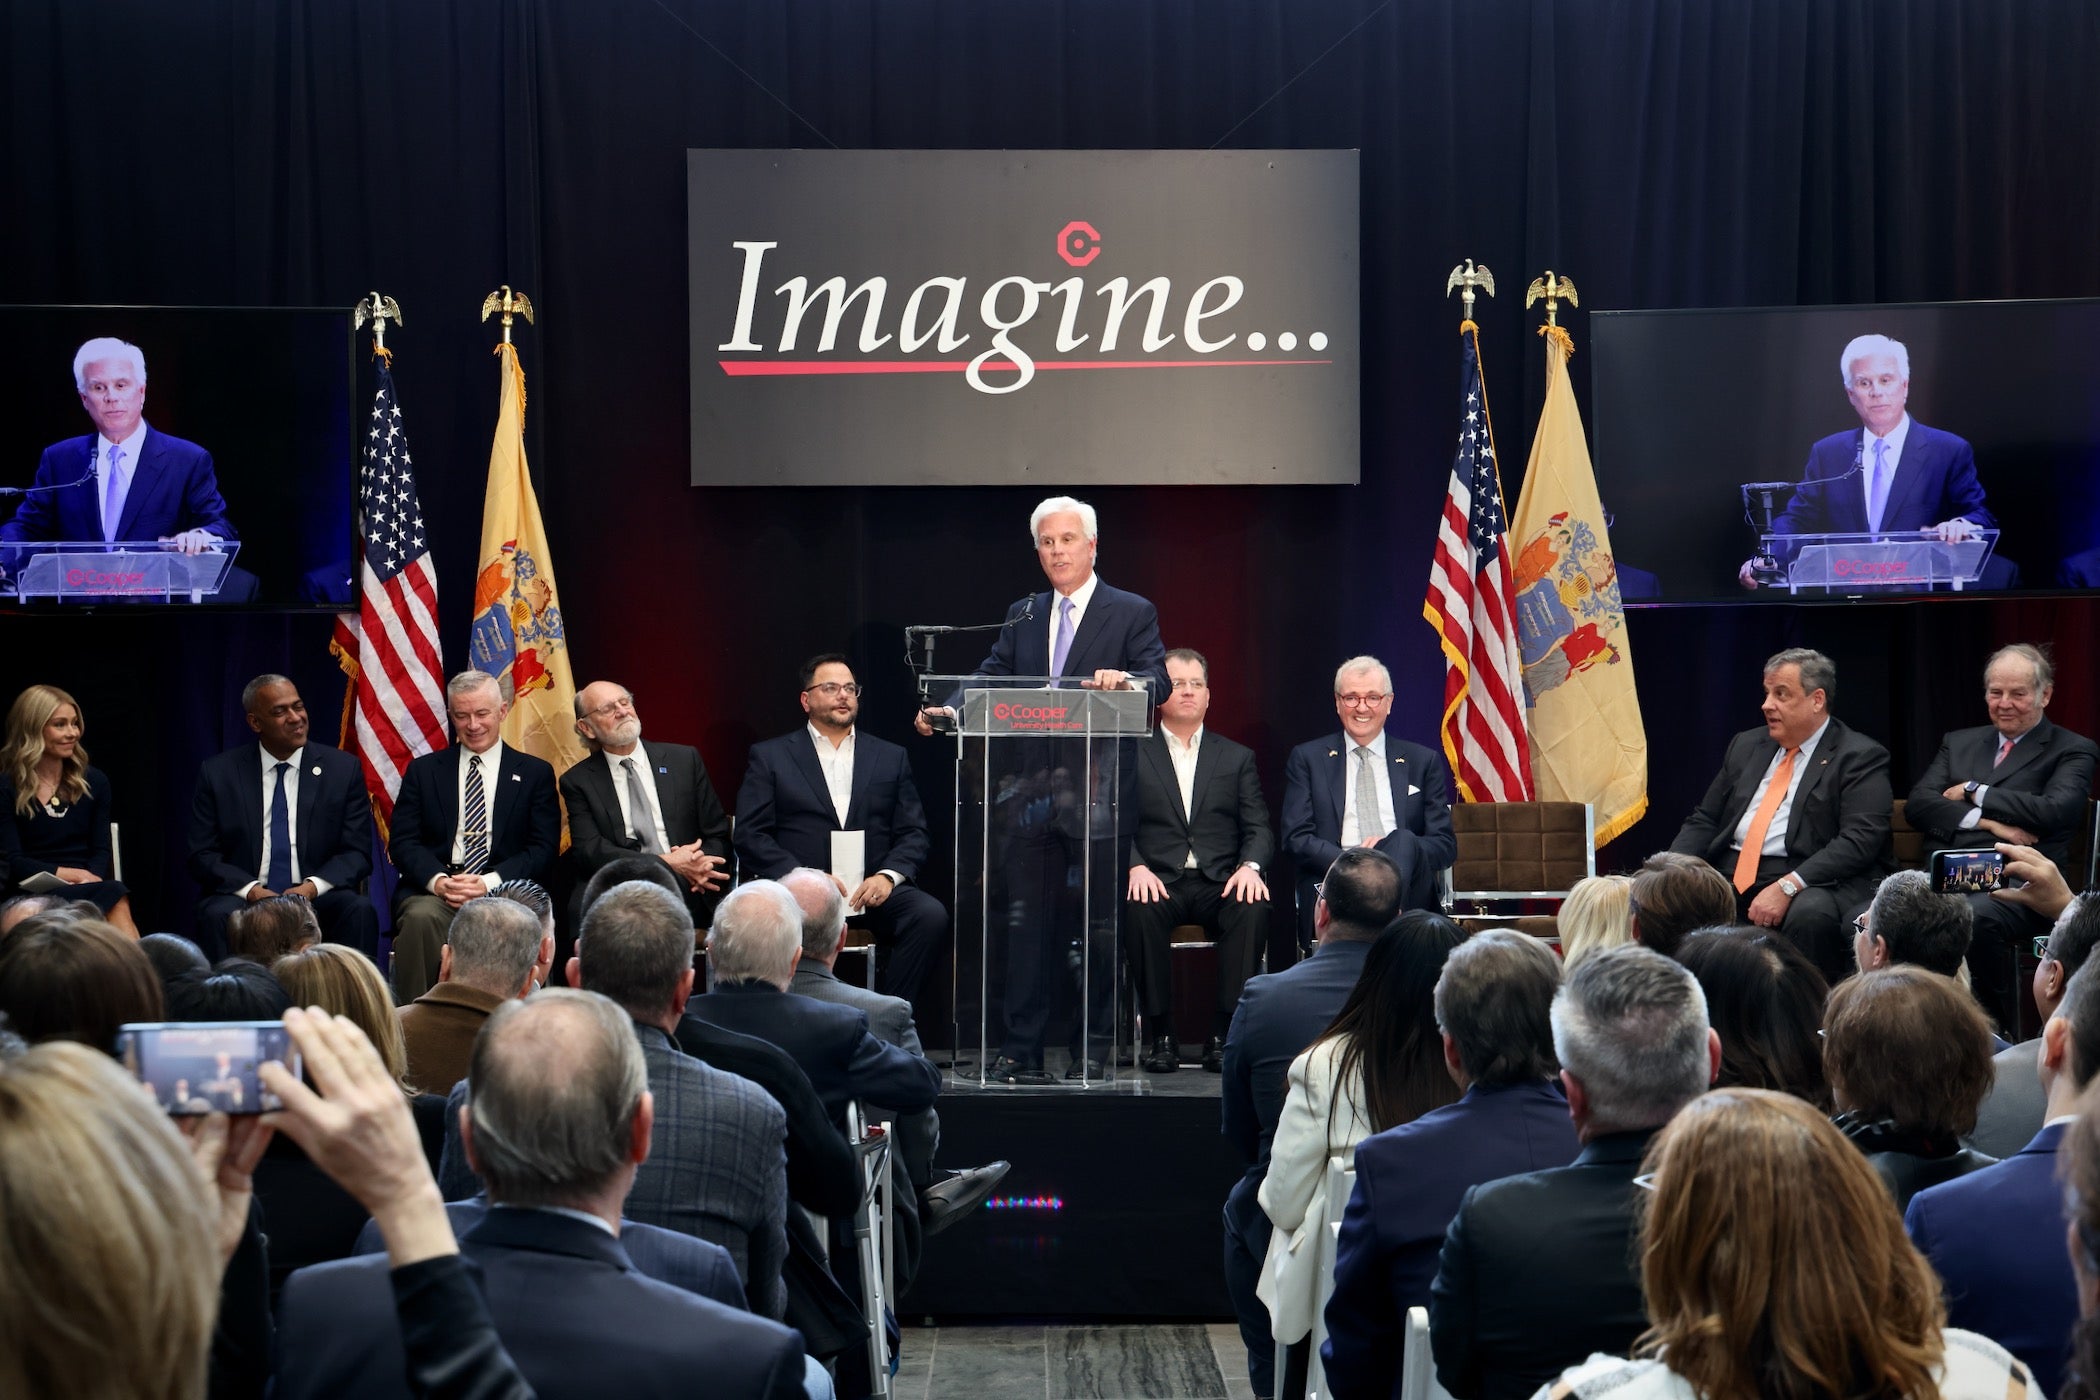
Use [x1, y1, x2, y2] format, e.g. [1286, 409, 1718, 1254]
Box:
[117, 1021, 299, 1116]
[1929, 849, 2006, 894]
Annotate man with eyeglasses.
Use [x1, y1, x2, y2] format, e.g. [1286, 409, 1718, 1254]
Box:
[1281, 654, 1455, 950]
[736, 654, 945, 1011]
[1972, 852, 2095, 1158]
[560, 678, 732, 933]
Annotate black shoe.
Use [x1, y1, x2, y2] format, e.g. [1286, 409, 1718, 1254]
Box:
[1064, 1057, 1107, 1081]
[920, 1161, 1011, 1235]
[1141, 1035, 1180, 1075]
[1201, 1035, 1226, 1073]
[987, 1055, 1043, 1085]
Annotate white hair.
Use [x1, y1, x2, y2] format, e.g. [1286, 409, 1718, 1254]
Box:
[1029, 496, 1098, 546]
[708, 880, 804, 986]
[72, 338, 147, 393]
[1333, 655, 1392, 694]
[1838, 334, 1909, 387]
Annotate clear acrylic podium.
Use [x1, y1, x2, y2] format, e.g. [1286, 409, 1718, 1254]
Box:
[6, 540, 242, 602]
[1759, 529, 1998, 593]
[925, 677, 1153, 1088]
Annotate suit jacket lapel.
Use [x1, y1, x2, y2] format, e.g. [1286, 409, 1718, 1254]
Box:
[1187, 733, 1222, 827]
[1326, 734, 1347, 832]
[1991, 721, 2050, 786]
[294, 750, 321, 859]
[845, 735, 875, 828]
[576, 754, 627, 844]
[790, 731, 840, 829]
[113, 430, 160, 542]
[1727, 735, 1779, 828]
[1880, 436, 1932, 531]
[1062, 584, 1113, 677]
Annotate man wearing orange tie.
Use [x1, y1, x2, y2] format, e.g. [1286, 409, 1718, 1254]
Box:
[1667, 648, 1894, 980]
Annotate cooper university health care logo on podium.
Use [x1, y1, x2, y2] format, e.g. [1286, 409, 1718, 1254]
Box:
[1512, 511, 1627, 704]
[469, 539, 568, 698]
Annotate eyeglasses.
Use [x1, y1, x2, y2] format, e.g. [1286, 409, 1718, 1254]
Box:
[581, 695, 635, 719]
[1168, 680, 1208, 692]
[1336, 693, 1390, 708]
[2036, 935, 2056, 962]
[804, 682, 863, 698]
[1852, 913, 1871, 937]
[1631, 1172, 1658, 1192]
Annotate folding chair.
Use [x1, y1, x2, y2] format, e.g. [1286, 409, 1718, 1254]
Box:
[1304, 1155, 1355, 1400]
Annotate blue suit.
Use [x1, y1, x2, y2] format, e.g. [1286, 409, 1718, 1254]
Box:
[1905, 1121, 2077, 1399]
[734, 728, 947, 1008]
[1281, 729, 1455, 941]
[1321, 1080, 1580, 1400]
[279, 1207, 807, 1400]
[1772, 420, 1993, 537]
[976, 576, 1168, 704]
[2, 427, 236, 546]
[1219, 936, 1373, 1395]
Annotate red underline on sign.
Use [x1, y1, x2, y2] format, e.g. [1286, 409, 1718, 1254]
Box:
[717, 358, 1334, 377]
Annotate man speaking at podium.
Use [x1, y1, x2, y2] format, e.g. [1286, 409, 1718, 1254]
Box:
[1739, 333, 1993, 588]
[915, 494, 1166, 1083]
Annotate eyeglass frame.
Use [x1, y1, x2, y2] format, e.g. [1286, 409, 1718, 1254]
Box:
[1334, 692, 1391, 709]
[802, 682, 864, 698]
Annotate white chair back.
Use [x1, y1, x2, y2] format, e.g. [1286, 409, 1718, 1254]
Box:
[1303, 1156, 1354, 1400]
[1401, 1305, 1454, 1400]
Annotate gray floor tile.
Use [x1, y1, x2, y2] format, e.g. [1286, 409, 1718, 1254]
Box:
[926, 1326, 1047, 1399]
[1051, 1324, 1227, 1400]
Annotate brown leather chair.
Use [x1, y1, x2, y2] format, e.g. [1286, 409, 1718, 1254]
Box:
[1441, 801, 1595, 943]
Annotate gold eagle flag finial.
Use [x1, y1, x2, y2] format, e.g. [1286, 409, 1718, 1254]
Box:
[1524, 270, 1579, 328]
[1446, 259, 1496, 327]
[352, 293, 402, 355]
[480, 285, 536, 344]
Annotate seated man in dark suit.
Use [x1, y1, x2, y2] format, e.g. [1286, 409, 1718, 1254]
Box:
[1127, 648, 1275, 1074]
[561, 678, 732, 933]
[1219, 847, 1401, 1400]
[277, 986, 810, 1400]
[1974, 882, 2100, 1157]
[387, 669, 561, 1002]
[1282, 655, 1454, 947]
[1903, 643, 2099, 1026]
[1668, 647, 1892, 981]
[1322, 931, 1579, 1400]
[737, 654, 946, 1012]
[1430, 946, 1718, 1400]
[397, 894, 548, 1096]
[187, 674, 376, 961]
[1906, 958, 2100, 1399]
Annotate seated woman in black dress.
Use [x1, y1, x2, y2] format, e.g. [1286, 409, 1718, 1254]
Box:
[0, 684, 136, 936]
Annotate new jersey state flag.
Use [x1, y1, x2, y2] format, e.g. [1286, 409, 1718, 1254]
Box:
[1508, 323, 1647, 845]
[470, 343, 589, 805]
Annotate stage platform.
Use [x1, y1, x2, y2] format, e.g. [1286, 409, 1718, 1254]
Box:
[900, 1056, 1240, 1320]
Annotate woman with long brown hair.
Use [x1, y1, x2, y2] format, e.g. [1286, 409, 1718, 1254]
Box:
[1543, 1087, 2038, 1399]
[0, 684, 136, 935]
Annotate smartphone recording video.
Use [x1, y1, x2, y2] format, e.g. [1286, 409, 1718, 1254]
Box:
[1929, 849, 2007, 895]
[116, 1021, 300, 1116]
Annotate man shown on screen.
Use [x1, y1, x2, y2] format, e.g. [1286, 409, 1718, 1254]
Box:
[1, 338, 238, 560]
[1738, 333, 1993, 588]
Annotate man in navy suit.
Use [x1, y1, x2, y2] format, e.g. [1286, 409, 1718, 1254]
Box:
[1906, 959, 2100, 1399]
[1903, 643, 2098, 1026]
[1742, 333, 1996, 588]
[186, 674, 375, 960]
[278, 986, 809, 1400]
[562, 678, 732, 932]
[737, 655, 946, 1010]
[914, 495, 1169, 1082]
[1322, 931, 1579, 1400]
[388, 670, 561, 1001]
[1219, 847, 1401, 1400]
[1282, 654, 1455, 947]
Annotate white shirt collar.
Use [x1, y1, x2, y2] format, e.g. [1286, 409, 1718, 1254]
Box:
[1056, 571, 1101, 611]
[1346, 729, 1387, 758]
[462, 739, 505, 768]
[97, 422, 149, 458]
[1866, 412, 1912, 455]
[808, 722, 855, 751]
[1163, 724, 1203, 754]
[258, 743, 305, 773]
[601, 739, 649, 771]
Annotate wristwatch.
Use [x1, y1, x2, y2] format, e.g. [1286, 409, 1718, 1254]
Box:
[1777, 875, 1803, 898]
[1963, 781, 1980, 801]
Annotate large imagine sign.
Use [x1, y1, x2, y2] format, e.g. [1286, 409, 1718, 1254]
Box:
[687, 150, 1359, 487]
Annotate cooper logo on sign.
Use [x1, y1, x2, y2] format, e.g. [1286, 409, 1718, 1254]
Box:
[688, 149, 1359, 487]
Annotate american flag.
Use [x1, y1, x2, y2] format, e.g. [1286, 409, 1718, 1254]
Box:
[331, 349, 447, 831]
[1423, 324, 1534, 802]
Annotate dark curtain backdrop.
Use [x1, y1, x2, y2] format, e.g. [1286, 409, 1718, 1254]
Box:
[2, 0, 2097, 940]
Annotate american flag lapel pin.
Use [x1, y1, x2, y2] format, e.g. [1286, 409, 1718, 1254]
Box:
[510, 773, 521, 782]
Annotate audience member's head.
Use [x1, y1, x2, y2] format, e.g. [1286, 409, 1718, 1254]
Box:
[1433, 929, 1561, 1089]
[2037, 895, 2100, 1024]
[226, 894, 322, 965]
[1628, 852, 1737, 959]
[1320, 910, 1466, 1134]
[571, 881, 696, 1031]
[1675, 926, 1832, 1109]
[0, 892, 69, 936]
[2043, 962, 2100, 1114]
[2061, 1080, 2100, 1400]
[0, 1039, 219, 1400]
[2, 683, 91, 815]
[272, 944, 409, 1089]
[782, 866, 848, 963]
[1824, 967, 1995, 1140]
[0, 919, 161, 1051]
[1315, 848, 1404, 942]
[1556, 873, 1633, 972]
[1637, 1088, 1947, 1400]
[1550, 945, 1715, 1140]
[491, 878, 556, 941]
[441, 895, 548, 1001]
[461, 988, 651, 1213]
[581, 855, 685, 919]
[137, 933, 211, 987]
[163, 959, 294, 1024]
[1857, 869, 1971, 978]
[708, 880, 804, 990]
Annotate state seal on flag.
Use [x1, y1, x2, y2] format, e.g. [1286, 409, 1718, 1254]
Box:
[469, 539, 569, 699]
[1511, 511, 1625, 705]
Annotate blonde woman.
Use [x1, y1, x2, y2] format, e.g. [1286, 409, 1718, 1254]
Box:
[273, 943, 415, 1092]
[1557, 874, 1632, 972]
[0, 684, 136, 935]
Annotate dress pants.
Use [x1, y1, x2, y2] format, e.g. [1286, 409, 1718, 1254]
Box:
[389, 895, 459, 1003]
[196, 886, 378, 964]
[1737, 855, 1852, 984]
[1124, 870, 1266, 1039]
[1965, 891, 2045, 1036]
[1222, 1180, 1276, 1397]
[849, 883, 949, 1018]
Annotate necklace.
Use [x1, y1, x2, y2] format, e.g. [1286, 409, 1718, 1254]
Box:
[34, 772, 66, 817]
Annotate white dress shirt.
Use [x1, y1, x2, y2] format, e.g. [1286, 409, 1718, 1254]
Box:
[809, 725, 905, 886]
[602, 741, 671, 851]
[1046, 570, 1100, 672]
[1731, 718, 1830, 857]
[243, 743, 334, 897]
[442, 740, 507, 894]
[1338, 731, 1399, 847]
[1958, 727, 2027, 829]
[96, 424, 148, 541]
[1163, 725, 1203, 868]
